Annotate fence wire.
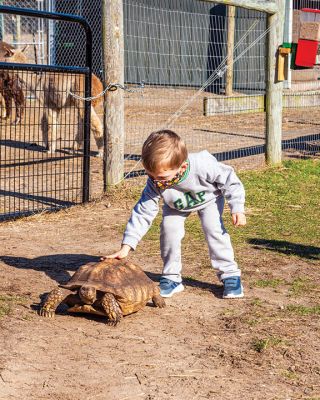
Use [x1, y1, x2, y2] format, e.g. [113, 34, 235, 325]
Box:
[123, 0, 268, 176]
[281, 0, 320, 160]
[0, 66, 90, 219]
[1, 0, 47, 64]
[1, 0, 319, 188]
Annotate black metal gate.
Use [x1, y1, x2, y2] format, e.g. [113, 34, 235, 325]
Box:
[0, 6, 92, 220]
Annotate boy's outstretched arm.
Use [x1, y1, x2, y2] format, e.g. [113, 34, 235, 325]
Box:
[101, 178, 161, 261]
[101, 244, 132, 260]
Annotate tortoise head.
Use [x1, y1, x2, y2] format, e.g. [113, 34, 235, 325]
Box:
[79, 285, 97, 305]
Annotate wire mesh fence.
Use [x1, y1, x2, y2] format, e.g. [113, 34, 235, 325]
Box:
[281, 0, 320, 159]
[0, 66, 91, 219]
[1, 0, 47, 64]
[122, 0, 269, 176]
[1, 0, 319, 212]
[0, 6, 95, 220]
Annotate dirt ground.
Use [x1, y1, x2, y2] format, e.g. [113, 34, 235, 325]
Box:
[0, 189, 319, 400]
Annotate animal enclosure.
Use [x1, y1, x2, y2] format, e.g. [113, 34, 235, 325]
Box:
[1, 1, 320, 220]
[0, 7, 93, 220]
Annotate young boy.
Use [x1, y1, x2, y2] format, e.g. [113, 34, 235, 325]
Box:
[105, 130, 246, 299]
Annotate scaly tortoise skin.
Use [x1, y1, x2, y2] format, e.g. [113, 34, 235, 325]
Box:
[39, 258, 165, 325]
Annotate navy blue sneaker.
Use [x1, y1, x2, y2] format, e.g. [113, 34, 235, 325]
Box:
[222, 276, 244, 299]
[159, 277, 184, 298]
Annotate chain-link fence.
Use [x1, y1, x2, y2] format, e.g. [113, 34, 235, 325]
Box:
[1, 0, 47, 63]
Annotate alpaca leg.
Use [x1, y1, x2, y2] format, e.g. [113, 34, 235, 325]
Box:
[91, 106, 104, 158]
[3, 89, 12, 121]
[0, 93, 6, 119]
[43, 109, 59, 154]
[12, 86, 25, 125]
[41, 112, 49, 150]
[73, 112, 84, 153]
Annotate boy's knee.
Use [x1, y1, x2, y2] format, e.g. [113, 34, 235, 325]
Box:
[161, 221, 185, 241]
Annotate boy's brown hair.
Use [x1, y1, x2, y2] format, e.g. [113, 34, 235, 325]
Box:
[141, 130, 188, 172]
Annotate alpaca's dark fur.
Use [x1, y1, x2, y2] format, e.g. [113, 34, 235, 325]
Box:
[0, 41, 25, 124]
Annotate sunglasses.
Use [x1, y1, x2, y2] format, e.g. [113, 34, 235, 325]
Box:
[149, 162, 187, 189]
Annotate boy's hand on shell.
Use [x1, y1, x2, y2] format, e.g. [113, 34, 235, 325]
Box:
[100, 245, 131, 260]
[232, 213, 246, 227]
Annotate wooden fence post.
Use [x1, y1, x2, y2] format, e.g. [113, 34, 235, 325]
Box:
[226, 5, 235, 96]
[102, 0, 124, 188]
[265, 0, 285, 165]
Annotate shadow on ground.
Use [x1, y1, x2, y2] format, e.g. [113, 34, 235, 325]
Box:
[248, 238, 320, 260]
[0, 254, 100, 283]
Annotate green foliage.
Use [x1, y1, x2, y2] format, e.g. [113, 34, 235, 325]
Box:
[0, 294, 25, 319]
[252, 336, 287, 353]
[236, 160, 320, 254]
[253, 278, 284, 288]
[285, 304, 320, 316]
[289, 277, 316, 297]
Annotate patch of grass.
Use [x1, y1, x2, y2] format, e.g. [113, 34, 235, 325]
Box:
[281, 369, 298, 380]
[237, 160, 320, 259]
[252, 336, 287, 353]
[0, 294, 25, 319]
[285, 304, 320, 316]
[246, 318, 261, 327]
[252, 278, 284, 288]
[251, 298, 263, 307]
[289, 277, 316, 297]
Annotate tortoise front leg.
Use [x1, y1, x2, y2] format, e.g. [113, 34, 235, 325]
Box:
[39, 287, 69, 318]
[101, 293, 123, 326]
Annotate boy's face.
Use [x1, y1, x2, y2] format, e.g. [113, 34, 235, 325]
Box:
[146, 162, 188, 189]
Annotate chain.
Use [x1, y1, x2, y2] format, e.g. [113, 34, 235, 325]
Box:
[67, 81, 145, 102]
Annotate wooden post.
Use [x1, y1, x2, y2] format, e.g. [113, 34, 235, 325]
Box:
[102, 0, 124, 188]
[266, 0, 285, 166]
[226, 5, 235, 96]
[203, 0, 278, 14]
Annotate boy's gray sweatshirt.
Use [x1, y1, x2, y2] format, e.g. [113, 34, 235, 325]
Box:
[122, 150, 245, 250]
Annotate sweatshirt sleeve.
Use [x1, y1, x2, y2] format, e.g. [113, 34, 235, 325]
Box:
[122, 178, 161, 250]
[204, 151, 245, 214]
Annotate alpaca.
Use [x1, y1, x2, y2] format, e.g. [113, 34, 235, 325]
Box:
[4, 47, 104, 156]
[0, 41, 25, 124]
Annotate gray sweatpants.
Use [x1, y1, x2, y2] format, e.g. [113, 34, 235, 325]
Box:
[160, 196, 241, 283]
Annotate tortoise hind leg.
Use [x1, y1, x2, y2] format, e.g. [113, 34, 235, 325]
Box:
[152, 287, 166, 308]
[39, 287, 71, 318]
[101, 292, 123, 326]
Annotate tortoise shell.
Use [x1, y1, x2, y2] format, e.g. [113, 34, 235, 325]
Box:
[60, 258, 159, 315]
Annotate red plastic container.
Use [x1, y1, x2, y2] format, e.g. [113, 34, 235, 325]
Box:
[295, 39, 318, 67]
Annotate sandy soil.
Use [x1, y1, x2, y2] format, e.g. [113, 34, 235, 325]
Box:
[0, 192, 319, 400]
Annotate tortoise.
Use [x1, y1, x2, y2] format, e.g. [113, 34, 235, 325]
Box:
[39, 258, 165, 325]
